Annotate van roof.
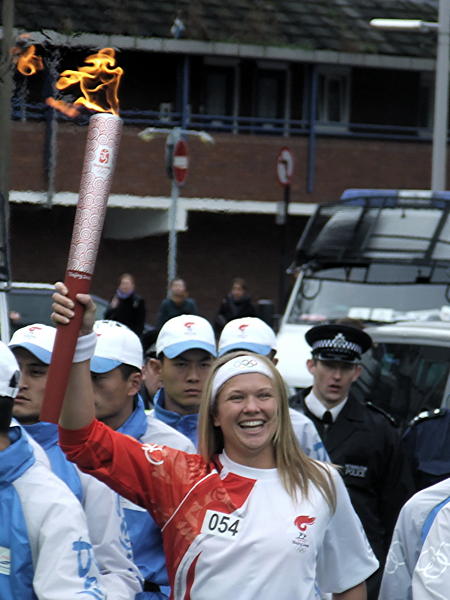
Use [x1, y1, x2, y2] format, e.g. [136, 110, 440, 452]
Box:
[294, 189, 450, 268]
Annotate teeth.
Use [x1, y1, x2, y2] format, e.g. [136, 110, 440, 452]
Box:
[240, 420, 264, 428]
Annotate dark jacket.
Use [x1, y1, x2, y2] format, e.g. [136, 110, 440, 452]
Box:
[156, 297, 199, 331]
[290, 389, 414, 564]
[214, 294, 256, 333]
[403, 408, 450, 492]
[104, 293, 146, 336]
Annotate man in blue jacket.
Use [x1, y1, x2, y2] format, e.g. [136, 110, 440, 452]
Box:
[9, 323, 143, 599]
[149, 314, 217, 446]
[0, 341, 107, 599]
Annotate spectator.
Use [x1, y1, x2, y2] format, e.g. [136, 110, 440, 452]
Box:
[9, 323, 143, 599]
[289, 323, 414, 600]
[0, 341, 107, 599]
[52, 283, 379, 599]
[104, 272, 146, 337]
[218, 316, 329, 463]
[155, 278, 198, 331]
[89, 319, 195, 598]
[214, 277, 256, 335]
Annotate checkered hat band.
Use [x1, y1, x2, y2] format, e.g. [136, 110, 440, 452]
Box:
[312, 337, 361, 355]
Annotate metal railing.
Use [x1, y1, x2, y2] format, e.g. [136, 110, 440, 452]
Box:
[10, 100, 436, 143]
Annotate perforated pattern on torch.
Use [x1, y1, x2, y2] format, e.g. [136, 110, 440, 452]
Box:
[67, 113, 122, 276]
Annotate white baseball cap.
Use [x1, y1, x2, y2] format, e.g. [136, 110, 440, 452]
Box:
[218, 317, 277, 357]
[91, 320, 143, 373]
[156, 315, 217, 359]
[0, 342, 20, 398]
[9, 324, 56, 364]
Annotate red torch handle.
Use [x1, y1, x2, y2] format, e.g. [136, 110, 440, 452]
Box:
[40, 271, 92, 423]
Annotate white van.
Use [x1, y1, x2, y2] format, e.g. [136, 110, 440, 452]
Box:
[276, 189, 450, 390]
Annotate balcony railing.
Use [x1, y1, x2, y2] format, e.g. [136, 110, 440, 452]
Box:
[11, 100, 435, 143]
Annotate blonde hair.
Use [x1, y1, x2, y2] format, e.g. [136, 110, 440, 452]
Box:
[198, 351, 336, 509]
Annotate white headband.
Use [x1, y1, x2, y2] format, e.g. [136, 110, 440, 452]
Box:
[211, 355, 274, 401]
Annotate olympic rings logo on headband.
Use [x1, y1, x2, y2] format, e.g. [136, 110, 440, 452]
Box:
[234, 358, 258, 368]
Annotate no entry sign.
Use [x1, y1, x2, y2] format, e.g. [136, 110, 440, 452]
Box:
[276, 146, 294, 186]
[173, 138, 189, 186]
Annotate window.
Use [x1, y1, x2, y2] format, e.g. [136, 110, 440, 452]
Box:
[316, 66, 350, 130]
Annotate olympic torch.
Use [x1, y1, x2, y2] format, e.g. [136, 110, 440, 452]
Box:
[41, 112, 122, 423]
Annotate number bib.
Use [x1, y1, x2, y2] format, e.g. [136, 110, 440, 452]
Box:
[201, 510, 241, 540]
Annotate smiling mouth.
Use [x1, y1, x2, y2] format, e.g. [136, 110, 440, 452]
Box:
[239, 420, 265, 429]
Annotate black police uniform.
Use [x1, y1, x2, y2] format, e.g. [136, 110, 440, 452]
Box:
[290, 323, 414, 600]
[403, 407, 450, 492]
[290, 389, 413, 562]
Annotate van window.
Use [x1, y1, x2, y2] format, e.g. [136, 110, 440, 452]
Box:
[354, 342, 450, 428]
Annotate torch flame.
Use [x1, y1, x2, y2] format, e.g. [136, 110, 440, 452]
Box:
[16, 45, 44, 76]
[55, 48, 123, 116]
[45, 97, 80, 119]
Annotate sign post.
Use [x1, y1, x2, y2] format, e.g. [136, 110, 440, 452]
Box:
[165, 129, 189, 286]
[276, 147, 294, 314]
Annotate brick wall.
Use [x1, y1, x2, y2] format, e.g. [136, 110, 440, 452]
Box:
[8, 120, 438, 327]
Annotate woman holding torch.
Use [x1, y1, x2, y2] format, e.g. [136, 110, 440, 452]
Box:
[53, 282, 378, 600]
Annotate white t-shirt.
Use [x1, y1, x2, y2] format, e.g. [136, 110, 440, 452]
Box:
[60, 420, 379, 600]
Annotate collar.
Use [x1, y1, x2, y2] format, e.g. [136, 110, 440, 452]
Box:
[304, 390, 348, 423]
[117, 396, 148, 440]
[153, 388, 198, 424]
[23, 421, 58, 450]
[218, 450, 278, 481]
[0, 427, 36, 486]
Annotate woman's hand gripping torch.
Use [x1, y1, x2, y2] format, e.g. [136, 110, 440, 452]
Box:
[41, 112, 122, 423]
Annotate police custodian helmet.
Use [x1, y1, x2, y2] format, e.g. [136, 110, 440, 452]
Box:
[305, 323, 372, 364]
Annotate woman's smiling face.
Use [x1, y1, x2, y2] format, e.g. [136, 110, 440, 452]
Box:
[213, 372, 278, 469]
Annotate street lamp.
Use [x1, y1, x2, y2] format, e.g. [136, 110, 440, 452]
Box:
[138, 126, 214, 288]
[370, 0, 450, 191]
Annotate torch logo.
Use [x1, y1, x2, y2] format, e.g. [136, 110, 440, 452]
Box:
[98, 148, 110, 164]
[294, 515, 316, 531]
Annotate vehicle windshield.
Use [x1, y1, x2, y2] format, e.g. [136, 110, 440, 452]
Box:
[8, 289, 108, 334]
[287, 265, 450, 324]
[353, 341, 450, 428]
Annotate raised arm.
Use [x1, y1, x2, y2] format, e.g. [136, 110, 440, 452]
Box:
[51, 281, 97, 430]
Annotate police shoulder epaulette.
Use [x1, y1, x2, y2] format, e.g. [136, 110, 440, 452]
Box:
[408, 408, 447, 428]
[366, 401, 397, 426]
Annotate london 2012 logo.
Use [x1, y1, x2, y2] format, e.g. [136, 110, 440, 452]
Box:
[98, 148, 110, 164]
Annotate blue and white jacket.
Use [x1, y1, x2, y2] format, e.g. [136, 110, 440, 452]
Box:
[23, 421, 142, 599]
[118, 396, 195, 599]
[0, 426, 106, 599]
[153, 389, 198, 447]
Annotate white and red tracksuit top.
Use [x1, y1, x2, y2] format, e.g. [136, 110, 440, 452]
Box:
[60, 419, 378, 600]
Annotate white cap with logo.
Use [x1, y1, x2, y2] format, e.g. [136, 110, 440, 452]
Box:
[9, 324, 56, 365]
[91, 320, 143, 373]
[156, 315, 217, 359]
[218, 317, 277, 357]
[0, 342, 20, 398]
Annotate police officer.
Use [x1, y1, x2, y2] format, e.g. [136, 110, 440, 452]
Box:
[290, 323, 414, 600]
[403, 407, 450, 492]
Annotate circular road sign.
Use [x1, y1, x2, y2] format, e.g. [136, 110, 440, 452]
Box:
[276, 146, 294, 186]
[173, 138, 189, 186]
